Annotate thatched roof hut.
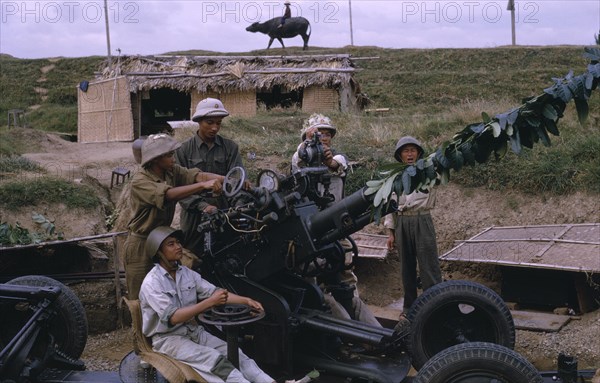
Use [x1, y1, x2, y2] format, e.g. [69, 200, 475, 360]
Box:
[77, 54, 364, 143]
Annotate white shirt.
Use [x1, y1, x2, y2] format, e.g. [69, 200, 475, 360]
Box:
[139, 264, 217, 338]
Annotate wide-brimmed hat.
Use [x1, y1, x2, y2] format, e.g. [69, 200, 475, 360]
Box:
[191, 98, 229, 122]
[394, 136, 424, 162]
[301, 113, 336, 140]
[141, 134, 181, 166]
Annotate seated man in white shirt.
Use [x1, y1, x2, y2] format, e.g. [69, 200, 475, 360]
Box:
[139, 226, 275, 383]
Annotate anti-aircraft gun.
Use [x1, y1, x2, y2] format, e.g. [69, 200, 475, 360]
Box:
[192, 135, 535, 382]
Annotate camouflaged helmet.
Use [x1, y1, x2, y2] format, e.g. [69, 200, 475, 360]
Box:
[141, 133, 181, 166]
[145, 226, 184, 261]
[301, 113, 336, 141]
[192, 98, 230, 122]
[394, 136, 424, 162]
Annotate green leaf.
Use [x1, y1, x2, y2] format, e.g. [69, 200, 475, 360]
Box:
[495, 113, 508, 130]
[507, 108, 519, 125]
[481, 112, 491, 123]
[534, 125, 551, 147]
[574, 97, 589, 125]
[439, 168, 450, 185]
[379, 173, 397, 204]
[544, 118, 559, 136]
[32, 213, 46, 224]
[469, 123, 485, 134]
[509, 128, 522, 154]
[506, 124, 514, 136]
[490, 121, 501, 138]
[373, 189, 383, 207]
[542, 104, 558, 121]
[583, 47, 600, 61]
[307, 370, 320, 379]
[435, 148, 451, 169]
[364, 186, 380, 196]
[393, 174, 403, 196]
[494, 140, 508, 160]
[366, 179, 384, 188]
[401, 170, 412, 194]
[450, 150, 464, 171]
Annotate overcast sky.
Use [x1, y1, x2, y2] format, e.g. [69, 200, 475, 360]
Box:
[1, 1, 599, 58]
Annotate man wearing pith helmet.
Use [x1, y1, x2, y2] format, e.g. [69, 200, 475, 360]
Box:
[175, 98, 245, 256]
[384, 136, 442, 331]
[139, 226, 276, 383]
[292, 113, 348, 202]
[123, 133, 224, 300]
[291, 114, 382, 327]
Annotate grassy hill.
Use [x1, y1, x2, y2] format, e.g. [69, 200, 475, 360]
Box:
[0, 46, 598, 196]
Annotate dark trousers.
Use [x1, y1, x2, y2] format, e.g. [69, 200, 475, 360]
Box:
[393, 213, 442, 310]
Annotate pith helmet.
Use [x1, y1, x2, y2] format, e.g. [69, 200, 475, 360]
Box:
[301, 113, 336, 140]
[145, 226, 183, 260]
[192, 98, 230, 122]
[284, 0, 291, 5]
[394, 136, 424, 162]
[141, 133, 181, 166]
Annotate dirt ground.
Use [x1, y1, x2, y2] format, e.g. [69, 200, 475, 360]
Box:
[4, 129, 599, 375]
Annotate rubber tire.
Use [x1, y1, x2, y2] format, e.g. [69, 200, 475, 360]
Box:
[414, 342, 543, 383]
[407, 280, 515, 370]
[6, 275, 88, 358]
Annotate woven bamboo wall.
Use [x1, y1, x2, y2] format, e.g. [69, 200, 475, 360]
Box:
[221, 91, 256, 117]
[77, 76, 134, 143]
[190, 91, 256, 118]
[302, 87, 339, 113]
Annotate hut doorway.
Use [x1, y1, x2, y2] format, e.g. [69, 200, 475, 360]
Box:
[257, 85, 302, 110]
[141, 89, 191, 136]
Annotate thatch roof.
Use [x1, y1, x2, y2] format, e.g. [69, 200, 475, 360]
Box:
[97, 54, 358, 93]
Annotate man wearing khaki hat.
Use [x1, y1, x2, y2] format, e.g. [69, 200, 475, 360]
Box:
[175, 98, 245, 256]
[123, 133, 224, 299]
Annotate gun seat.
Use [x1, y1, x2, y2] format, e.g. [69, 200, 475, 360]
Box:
[123, 298, 207, 383]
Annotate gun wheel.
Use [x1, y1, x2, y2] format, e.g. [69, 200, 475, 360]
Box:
[3, 275, 88, 359]
[407, 280, 515, 370]
[223, 166, 246, 197]
[414, 342, 543, 383]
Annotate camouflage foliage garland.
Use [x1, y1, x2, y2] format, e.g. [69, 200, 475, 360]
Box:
[367, 47, 600, 222]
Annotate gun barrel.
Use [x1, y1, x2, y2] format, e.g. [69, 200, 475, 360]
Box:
[307, 187, 372, 240]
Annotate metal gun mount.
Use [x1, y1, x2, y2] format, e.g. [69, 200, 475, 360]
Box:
[191, 166, 523, 382]
[1, 166, 594, 381]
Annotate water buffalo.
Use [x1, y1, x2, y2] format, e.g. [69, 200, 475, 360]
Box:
[246, 17, 311, 50]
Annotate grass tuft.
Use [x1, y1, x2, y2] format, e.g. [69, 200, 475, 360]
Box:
[0, 177, 101, 210]
[0, 155, 44, 174]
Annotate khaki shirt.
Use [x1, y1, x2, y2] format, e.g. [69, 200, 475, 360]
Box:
[383, 187, 437, 230]
[127, 165, 200, 235]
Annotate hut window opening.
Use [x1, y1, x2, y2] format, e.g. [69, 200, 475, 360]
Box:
[141, 88, 190, 135]
[256, 85, 302, 110]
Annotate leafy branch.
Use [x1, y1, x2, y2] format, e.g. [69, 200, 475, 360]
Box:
[0, 213, 64, 246]
[367, 47, 600, 222]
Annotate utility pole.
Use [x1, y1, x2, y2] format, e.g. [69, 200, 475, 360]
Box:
[507, 0, 516, 46]
[104, 0, 113, 70]
[348, 0, 354, 46]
